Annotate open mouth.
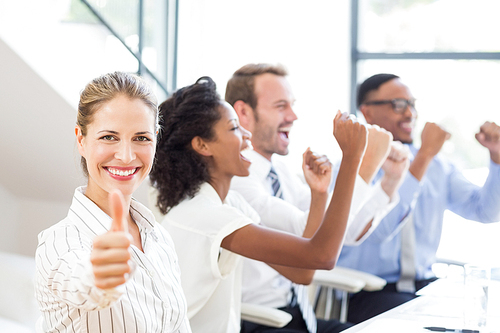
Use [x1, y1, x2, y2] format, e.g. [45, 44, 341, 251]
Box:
[278, 126, 292, 140]
[400, 122, 413, 133]
[240, 140, 253, 163]
[106, 167, 138, 177]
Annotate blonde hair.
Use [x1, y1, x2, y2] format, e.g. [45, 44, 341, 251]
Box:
[77, 71, 158, 176]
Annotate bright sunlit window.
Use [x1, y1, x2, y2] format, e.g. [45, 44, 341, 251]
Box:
[356, 0, 500, 268]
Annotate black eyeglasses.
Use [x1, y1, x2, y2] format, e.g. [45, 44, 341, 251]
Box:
[363, 99, 416, 114]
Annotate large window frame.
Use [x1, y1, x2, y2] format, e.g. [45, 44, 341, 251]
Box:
[77, 0, 179, 99]
[349, 0, 500, 267]
[349, 0, 500, 114]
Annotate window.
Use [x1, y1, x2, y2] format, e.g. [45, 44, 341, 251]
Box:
[353, 0, 500, 268]
[65, 0, 178, 101]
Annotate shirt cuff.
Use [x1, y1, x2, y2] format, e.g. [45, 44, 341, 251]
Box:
[83, 258, 125, 309]
[344, 181, 399, 246]
[350, 174, 371, 216]
[398, 172, 421, 206]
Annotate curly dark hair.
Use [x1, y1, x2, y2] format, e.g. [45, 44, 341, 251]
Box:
[150, 76, 222, 214]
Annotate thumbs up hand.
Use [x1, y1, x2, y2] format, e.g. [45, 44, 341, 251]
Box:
[91, 189, 134, 289]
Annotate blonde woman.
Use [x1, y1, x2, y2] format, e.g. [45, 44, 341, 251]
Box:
[35, 72, 191, 333]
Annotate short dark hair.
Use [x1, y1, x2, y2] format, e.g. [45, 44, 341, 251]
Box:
[356, 73, 399, 108]
[225, 63, 288, 110]
[150, 76, 222, 214]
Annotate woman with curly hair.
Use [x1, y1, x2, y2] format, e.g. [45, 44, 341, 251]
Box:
[149, 76, 367, 333]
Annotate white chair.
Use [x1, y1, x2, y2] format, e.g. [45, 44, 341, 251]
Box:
[241, 303, 292, 328]
[312, 266, 387, 323]
[435, 256, 467, 267]
[241, 267, 386, 327]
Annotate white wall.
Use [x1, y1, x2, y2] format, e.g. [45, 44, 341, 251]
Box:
[0, 185, 70, 256]
[0, 0, 352, 256]
[0, 0, 155, 257]
[0, 181, 151, 257]
[0, 186, 21, 254]
[176, 0, 351, 174]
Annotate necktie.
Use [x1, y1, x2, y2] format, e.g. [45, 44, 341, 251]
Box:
[396, 212, 416, 293]
[268, 166, 284, 199]
[268, 166, 317, 333]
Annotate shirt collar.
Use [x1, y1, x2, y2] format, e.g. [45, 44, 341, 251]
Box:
[74, 186, 156, 234]
[198, 182, 225, 205]
[243, 149, 274, 181]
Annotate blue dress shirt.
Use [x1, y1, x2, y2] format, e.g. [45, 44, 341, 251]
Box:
[337, 144, 500, 283]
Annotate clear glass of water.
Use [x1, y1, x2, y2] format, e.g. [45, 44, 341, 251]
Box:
[463, 264, 490, 329]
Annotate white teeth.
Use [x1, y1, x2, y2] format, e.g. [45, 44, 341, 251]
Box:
[278, 127, 292, 132]
[242, 140, 253, 152]
[108, 168, 136, 176]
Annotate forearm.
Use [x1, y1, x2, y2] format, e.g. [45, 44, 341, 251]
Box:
[307, 156, 361, 267]
[268, 263, 315, 285]
[268, 190, 327, 283]
[359, 159, 380, 184]
[409, 150, 434, 181]
[223, 156, 362, 270]
[490, 150, 500, 165]
[381, 174, 403, 199]
[449, 160, 500, 222]
[302, 190, 328, 238]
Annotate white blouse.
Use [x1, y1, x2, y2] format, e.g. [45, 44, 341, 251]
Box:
[35, 186, 191, 333]
[163, 182, 258, 333]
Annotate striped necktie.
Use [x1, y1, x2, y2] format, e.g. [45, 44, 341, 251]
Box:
[268, 166, 284, 199]
[268, 166, 317, 333]
[396, 212, 416, 293]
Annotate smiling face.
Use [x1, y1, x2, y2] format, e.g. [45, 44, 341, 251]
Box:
[76, 94, 156, 207]
[247, 73, 297, 161]
[360, 78, 417, 143]
[205, 102, 252, 179]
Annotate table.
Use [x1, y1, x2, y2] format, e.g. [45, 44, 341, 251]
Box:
[342, 277, 500, 333]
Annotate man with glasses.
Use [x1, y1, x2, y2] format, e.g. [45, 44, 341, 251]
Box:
[336, 73, 500, 324]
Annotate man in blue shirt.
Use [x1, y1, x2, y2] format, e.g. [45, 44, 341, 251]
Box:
[337, 73, 500, 324]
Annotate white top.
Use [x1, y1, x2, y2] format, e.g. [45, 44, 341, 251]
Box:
[163, 182, 258, 333]
[230, 150, 397, 308]
[35, 186, 191, 333]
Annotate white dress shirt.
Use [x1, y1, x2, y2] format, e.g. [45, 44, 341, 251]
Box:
[35, 186, 191, 333]
[163, 182, 259, 333]
[230, 150, 397, 308]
